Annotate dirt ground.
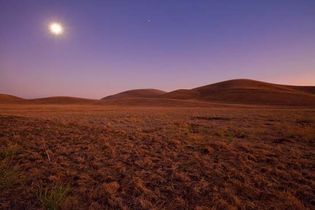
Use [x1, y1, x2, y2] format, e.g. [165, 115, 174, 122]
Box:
[0, 104, 314, 210]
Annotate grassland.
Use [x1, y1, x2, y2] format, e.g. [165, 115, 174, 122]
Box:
[0, 104, 314, 209]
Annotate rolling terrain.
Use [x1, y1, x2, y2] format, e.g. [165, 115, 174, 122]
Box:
[104, 79, 315, 106]
[102, 89, 166, 100]
[0, 94, 25, 103]
[0, 95, 97, 105]
[29, 96, 98, 104]
[1, 79, 315, 209]
[161, 79, 315, 106]
[1, 79, 315, 106]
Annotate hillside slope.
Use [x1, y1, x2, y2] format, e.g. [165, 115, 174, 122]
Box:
[102, 89, 166, 100]
[162, 79, 315, 106]
[2, 79, 315, 106]
[29, 96, 97, 104]
[0, 94, 25, 103]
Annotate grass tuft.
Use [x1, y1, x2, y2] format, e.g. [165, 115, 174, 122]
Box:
[38, 184, 71, 210]
[0, 161, 19, 189]
[0, 143, 19, 160]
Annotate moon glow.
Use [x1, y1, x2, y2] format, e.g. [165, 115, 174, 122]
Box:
[49, 22, 64, 35]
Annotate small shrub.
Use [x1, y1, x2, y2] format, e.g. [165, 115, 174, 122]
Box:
[225, 131, 234, 144]
[295, 119, 313, 126]
[38, 184, 71, 210]
[223, 128, 247, 144]
[0, 143, 19, 160]
[233, 129, 247, 139]
[188, 123, 211, 134]
[188, 123, 200, 133]
[193, 116, 231, 121]
[0, 161, 19, 189]
[199, 146, 210, 155]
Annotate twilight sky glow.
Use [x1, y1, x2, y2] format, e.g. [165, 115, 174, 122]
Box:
[0, 0, 315, 99]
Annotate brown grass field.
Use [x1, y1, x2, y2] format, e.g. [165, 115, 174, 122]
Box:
[0, 103, 314, 210]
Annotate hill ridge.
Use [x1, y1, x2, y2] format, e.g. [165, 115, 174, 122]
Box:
[1, 79, 315, 106]
[102, 88, 166, 100]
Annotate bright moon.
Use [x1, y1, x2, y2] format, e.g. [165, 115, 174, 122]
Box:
[49, 22, 64, 35]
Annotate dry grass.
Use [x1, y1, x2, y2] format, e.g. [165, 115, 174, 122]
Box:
[0, 161, 19, 190]
[0, 143, 21, 190]
[0, 104, 314, 209]
[0, 143, 19, 159]
[38, 184, 71, 210]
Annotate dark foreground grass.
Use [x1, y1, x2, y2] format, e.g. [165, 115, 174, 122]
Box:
[0, 104, 314, 209]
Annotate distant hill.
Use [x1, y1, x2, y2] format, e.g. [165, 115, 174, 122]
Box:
[28, 96, 97, 104]
[102, 89, 166, 100]
[162, 79, 315, 106]
[0, 94, 25, 103]
[101, 97, 217, 107]
[2, 79, 315, 106]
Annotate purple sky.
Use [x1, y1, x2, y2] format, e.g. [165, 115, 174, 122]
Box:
[1, 0, 315, 99]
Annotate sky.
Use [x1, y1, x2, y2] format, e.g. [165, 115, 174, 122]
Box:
[0, 0, 315, 99]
